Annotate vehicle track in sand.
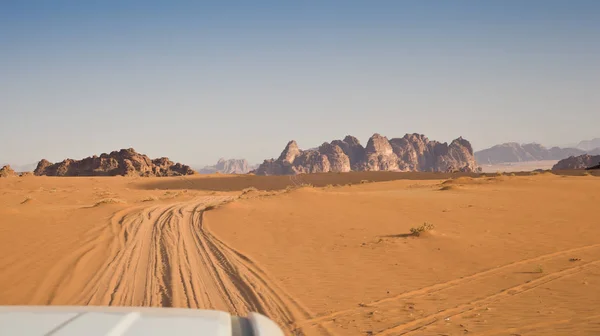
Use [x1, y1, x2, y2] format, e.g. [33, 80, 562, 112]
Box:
[300, 243, 600, 335]
[32, 196, 326, 335]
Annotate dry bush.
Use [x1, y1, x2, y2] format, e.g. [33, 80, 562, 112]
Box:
[142, 196, 158, 202]
[242, 187, 258, 195]
[94, 198, 126, 206]
[410, 222, 435, 237]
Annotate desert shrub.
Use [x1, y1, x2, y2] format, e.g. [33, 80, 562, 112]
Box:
[242, 187, 258, 194]
[360, 179, 370, 184]
[142, 196, 158, 202]
[410, 222, 435, 236]
[94, 198, 126, 206]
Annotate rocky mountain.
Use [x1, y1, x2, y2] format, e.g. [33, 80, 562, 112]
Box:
[198, 158, 254, 174]
[253, 133, 478, 175]
[475, 143, 586, 164]
[576, 138, 600, 151]
[34, 148, 196, 177]
[552, 154, 600, 170]
[0, 165, 17, 178]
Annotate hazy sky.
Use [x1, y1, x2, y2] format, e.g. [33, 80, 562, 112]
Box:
[2, 1, 599, 166]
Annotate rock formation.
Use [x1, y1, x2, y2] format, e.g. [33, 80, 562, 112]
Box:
[33, 148, 196, 177]
[198, 158, 254, 174]
[253, 133, 478, 175]
[552, 154, 600, 170]
[0, 165, 17, 178]
[475, 143, 586, 164]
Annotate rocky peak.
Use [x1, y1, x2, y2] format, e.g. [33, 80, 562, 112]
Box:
[318, 142, 351, 172]
[450, 136, 473, 154]
[365, 133, 394, 155]
[343, 135, 361, 146]
[0, 165, 17, 178]
[277, 140, 301, 163]
[332, 135, 366, 169]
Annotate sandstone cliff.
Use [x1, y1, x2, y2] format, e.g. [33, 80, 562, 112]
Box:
[253, 133, 478, 175]
[0, 165, 17, 178]
[552, 154, 600, 170]
[34, 148, 196, 177]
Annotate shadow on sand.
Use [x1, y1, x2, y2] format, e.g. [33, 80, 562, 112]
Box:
[136, 171, 482, 192]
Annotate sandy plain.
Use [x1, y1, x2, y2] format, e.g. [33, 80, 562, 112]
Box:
[1, 171, 599, 335]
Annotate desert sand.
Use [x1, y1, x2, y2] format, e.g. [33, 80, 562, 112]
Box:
[1, 172, 599, 335]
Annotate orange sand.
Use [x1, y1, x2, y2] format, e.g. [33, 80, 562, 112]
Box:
[1, 172, 599, 335]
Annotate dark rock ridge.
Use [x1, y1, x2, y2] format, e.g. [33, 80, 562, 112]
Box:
[475, 143, 586, 164]
[552, 154, 600, 170]
[198, 158, 254, 174]
[33, 148, 196, 177]
[253, 133, 478, 175]
[0, 165, 17, 178]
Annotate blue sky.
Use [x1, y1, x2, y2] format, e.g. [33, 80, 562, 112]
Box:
[1, 1, 599, 166]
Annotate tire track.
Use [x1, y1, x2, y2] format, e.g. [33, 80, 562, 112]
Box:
[376, 259, 600, 335]
[33, 196, 326, 335]
[301, 243, 600, 328]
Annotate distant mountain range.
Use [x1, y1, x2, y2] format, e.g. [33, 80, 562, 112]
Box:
[475, 141, 600, 164]
[197, 158, 256, 174]
[575, 138, 600, 151]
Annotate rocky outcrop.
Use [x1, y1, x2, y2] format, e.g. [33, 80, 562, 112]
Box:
[552, 154, 600, 170]
[33, 148, 196, 177]
[198, 158, 253, 174]
[0, 165, 17, 178]
[253, 133, 478, 175]
[475, 143, 586, 164]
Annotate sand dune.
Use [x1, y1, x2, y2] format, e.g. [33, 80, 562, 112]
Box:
[1, 173, 599, 335]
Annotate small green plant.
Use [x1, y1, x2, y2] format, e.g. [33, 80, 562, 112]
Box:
[535, 265, 544, 273]
[410, 222, 435, 236]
